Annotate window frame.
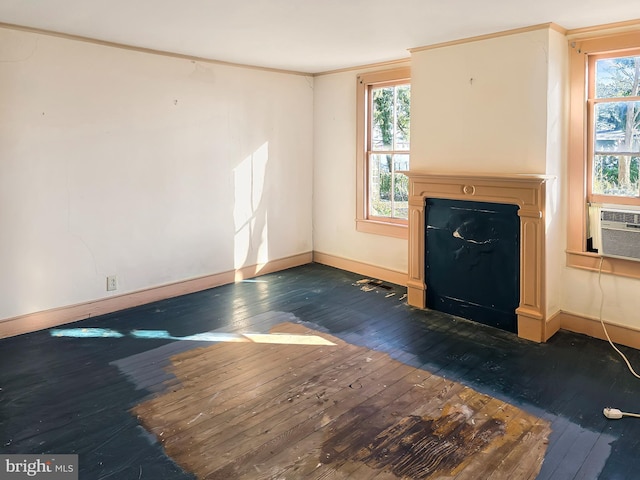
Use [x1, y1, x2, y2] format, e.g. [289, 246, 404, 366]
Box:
[587, 50, 640, 204]
[567, 30, 640, 277]
[356, 67, 411, 239]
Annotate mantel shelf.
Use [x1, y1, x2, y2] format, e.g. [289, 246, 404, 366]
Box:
[401, 171, 553, 183]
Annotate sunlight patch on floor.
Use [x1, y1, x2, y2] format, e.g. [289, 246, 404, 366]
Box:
[50, 327, 336, 346]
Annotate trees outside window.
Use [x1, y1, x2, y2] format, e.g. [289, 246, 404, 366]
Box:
[369, 82, 411, 219]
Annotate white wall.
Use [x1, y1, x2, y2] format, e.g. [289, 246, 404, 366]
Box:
[544, 28, 569, 318]
[410, 29, 550, 173]
[312, 66, 408, 275]
[0, 27, 313, 321]
[562, 266, 640, 329]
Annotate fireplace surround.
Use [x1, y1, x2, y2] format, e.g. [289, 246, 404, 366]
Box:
[403, 171, 551, 342]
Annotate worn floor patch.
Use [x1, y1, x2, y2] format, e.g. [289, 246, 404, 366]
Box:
[132, 322, 551, 479]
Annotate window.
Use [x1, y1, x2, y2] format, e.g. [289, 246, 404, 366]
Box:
[356, 67, 411, 239]
[589, 52, 640, 201]
[567, 30, 640, 276]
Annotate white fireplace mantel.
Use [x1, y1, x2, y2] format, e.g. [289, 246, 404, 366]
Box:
[402, 171, 553, 342]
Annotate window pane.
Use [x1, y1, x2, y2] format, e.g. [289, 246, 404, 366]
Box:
[595, 56, 640, 99]
[394, 154, 409, 172]
[393, 172, 409, 219]
[372, 87, 394, 151]
[395, 84, 410, 151]
[593, 154, 640, 196]
[595, 101, 640, 153]
[369, 154, 410, 219]
[370, 154, 392, 217]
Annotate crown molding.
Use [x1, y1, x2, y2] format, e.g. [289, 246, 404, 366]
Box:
[0, 21, 312, 77]
[410, 22, 567, 53]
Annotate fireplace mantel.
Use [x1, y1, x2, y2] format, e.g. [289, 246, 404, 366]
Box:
[403, 171, 552, 342]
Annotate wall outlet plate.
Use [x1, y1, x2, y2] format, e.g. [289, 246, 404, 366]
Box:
[106, 275, 117, 291]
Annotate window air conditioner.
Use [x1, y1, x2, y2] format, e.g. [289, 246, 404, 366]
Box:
[600, 207, 640, 261]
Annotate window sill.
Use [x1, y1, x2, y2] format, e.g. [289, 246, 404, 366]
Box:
[566, 249, 640, 280]
[356, 219, 408, 240]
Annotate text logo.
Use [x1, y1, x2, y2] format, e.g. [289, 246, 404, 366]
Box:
[0, 455, 77, 479]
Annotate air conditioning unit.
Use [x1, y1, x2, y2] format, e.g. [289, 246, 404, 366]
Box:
[600, 206, 640, 261]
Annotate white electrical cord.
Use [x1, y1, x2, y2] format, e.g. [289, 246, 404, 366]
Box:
[598, 256, 640, 420]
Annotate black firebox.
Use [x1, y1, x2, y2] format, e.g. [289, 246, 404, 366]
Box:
[425, 198, 520, 333]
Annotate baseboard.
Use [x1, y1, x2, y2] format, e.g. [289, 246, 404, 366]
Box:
[0, 252, 312, 339]
[10, 254, 634, 351]
[545, 310, 562, 341]
[313, 251, 408, 287]
[556, 310, 640, 350]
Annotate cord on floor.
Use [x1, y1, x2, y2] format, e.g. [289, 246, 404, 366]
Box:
[598, 256, 640, 420]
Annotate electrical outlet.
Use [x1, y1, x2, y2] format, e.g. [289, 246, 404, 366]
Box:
[106, 275, 117, 291]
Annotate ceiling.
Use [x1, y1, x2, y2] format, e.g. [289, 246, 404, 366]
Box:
[0, 0, 639, 74]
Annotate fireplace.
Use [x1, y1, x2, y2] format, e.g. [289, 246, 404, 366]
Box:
[403, 172, 550, 342]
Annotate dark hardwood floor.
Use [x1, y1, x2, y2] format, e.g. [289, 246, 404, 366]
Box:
[2, 263, 640, 479]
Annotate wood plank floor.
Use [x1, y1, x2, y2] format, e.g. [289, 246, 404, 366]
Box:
[132, 321, 550, 479]
[2, 263, 640, 479]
